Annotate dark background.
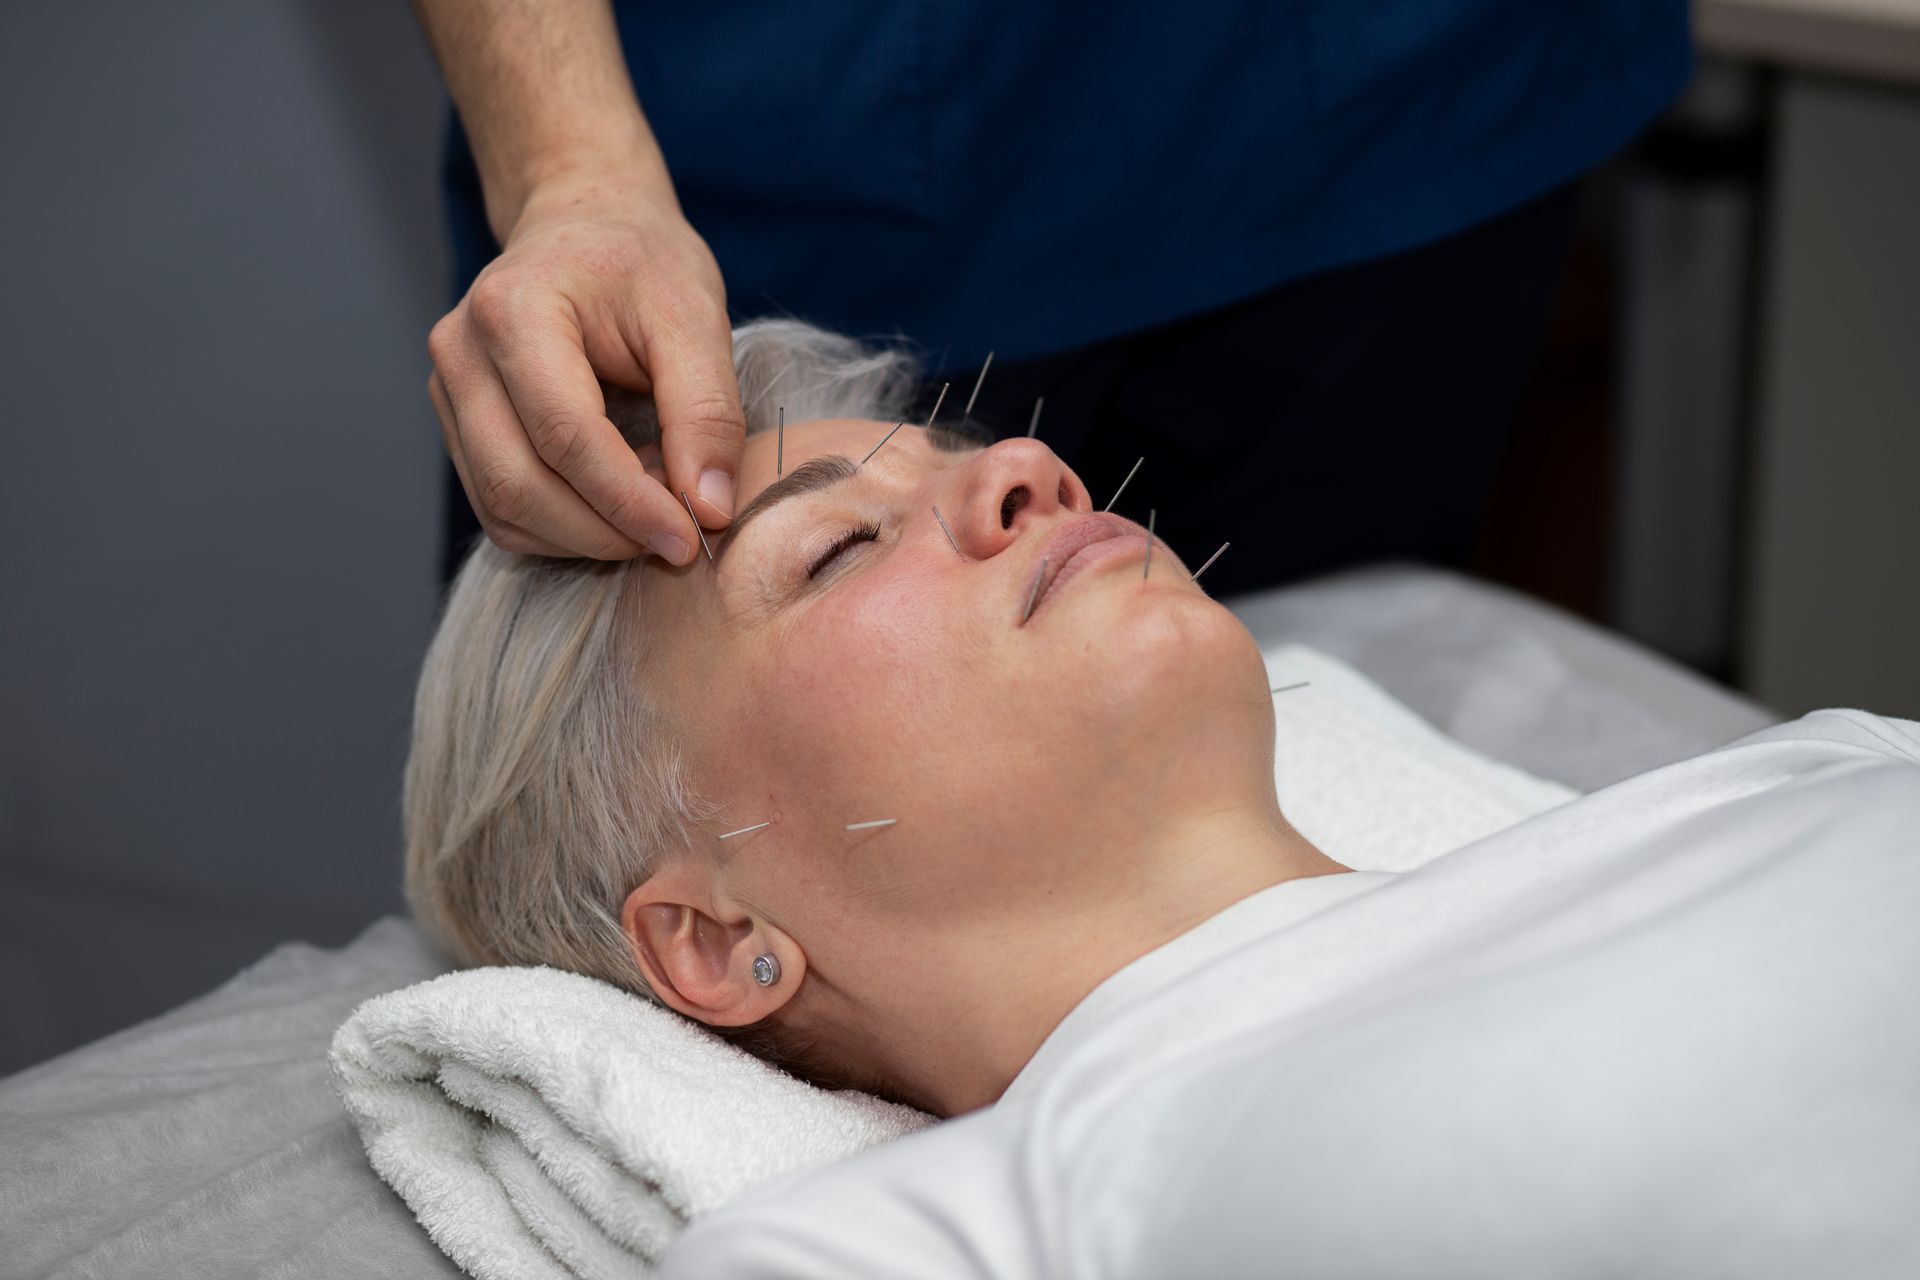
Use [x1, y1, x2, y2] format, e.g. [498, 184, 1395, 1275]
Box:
[4, 2, 1916, 1075]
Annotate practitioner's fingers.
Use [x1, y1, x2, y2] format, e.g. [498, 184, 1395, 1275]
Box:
[644, 296, 746, 530]
[635, 440, 669, 488]
[428, 370, 572, 559]
[428, 321, 665, 561]
[457, 280, 697, 564]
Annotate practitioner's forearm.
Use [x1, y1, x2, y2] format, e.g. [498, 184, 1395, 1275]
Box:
[410, 0, 676, 242]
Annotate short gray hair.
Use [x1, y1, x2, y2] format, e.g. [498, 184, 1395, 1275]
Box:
[404, 319, 919, 1088]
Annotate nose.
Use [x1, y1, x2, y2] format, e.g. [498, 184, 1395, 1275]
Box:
[946, 438, 1090, 558]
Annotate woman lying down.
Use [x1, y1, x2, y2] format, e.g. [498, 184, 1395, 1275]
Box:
[406, 320, 1920, 1278]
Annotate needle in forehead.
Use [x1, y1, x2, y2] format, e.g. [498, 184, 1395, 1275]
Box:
[844, 818, 898, 831]
[858, 420, 905, 467]
[1143, 509, 1155, 579]
[1027, 397, 1044, 439]
[681, 490, 714, 561]
[1102, 457, 1144, 513]
[959, 351, 994, 432]
[862, 381, 949, 467]
[777, 405, 785, 478]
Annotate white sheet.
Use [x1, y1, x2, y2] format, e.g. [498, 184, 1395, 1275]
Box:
[659, 709, 1920, 1279]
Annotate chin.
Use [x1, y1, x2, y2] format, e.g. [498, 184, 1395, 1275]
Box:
[968, 588, 1271, 844]
[1017, 588, 1270, 829]
[1080, 588, 1269, 736]
[1142, 587, 1262, 678]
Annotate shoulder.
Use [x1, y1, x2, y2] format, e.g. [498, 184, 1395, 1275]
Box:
[1741, 709, 1920, 764]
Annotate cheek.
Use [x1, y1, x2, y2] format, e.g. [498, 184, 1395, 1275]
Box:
[734, 563, 974, 805]
[704, 567, 990, 913]
[817, 564, 972, 719]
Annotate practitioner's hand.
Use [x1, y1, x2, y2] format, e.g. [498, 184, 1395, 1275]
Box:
[426, 174, 742, 564]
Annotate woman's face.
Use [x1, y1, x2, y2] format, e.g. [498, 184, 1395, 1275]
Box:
[638, 418, 1279, 979]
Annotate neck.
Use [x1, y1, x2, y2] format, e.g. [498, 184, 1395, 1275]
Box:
[860, 801, 1346, 1118]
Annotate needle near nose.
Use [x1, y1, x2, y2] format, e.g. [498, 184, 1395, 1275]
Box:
[932, 505, 964, 556]
[1103, 457, 1144, 513]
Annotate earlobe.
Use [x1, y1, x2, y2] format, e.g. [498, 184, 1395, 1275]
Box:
[617, 868, 797, 1028]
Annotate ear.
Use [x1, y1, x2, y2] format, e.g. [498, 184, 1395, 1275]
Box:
[619, 858, 800, 1028]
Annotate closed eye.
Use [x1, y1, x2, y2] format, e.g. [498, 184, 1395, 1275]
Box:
[807, 521, 882, 578]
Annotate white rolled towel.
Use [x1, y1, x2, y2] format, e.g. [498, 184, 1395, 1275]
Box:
[330, 966, 933, 1280]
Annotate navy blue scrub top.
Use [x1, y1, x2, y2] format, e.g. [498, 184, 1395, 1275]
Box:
[445, 1, 1690, 372]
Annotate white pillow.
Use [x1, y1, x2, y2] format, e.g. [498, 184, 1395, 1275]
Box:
[1263, 643, 1577, 873]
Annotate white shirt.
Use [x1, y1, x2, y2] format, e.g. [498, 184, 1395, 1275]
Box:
[659, 710, 1920, 1279]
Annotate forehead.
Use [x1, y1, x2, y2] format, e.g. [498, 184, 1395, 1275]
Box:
[739, 416, 885, 478]
[735, 417, 956, 503]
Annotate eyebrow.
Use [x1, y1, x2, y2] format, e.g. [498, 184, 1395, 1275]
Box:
[711, 423, 990, 566]
[712, 454, 857, 566]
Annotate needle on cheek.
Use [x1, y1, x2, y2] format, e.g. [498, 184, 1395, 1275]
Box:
[1192, 541, 1230, 583]
[1023, 557, 1049, 623]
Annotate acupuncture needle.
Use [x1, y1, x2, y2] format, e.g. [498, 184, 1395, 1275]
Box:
[1143, 509, 1155, 579]
[681, 490, 714, 562]
[858, 421, 905, 467]
[932, 504, 963, 555]
[862, 382, 949, 467]
[844, 818, 899, 832]
[1192, 541, 1229, 582]
[1270, 681, 1311, 694]
[1027, 397, 1044, 439]
[1022, 557, 1049, 622]
[776, 405, 785, 478]
[717, 821, 772, 840]
[1102, 457, 1143, 513]
[959, 352, 994, 433]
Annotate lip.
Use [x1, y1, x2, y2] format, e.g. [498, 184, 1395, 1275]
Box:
[1020, 512, 1151, 624]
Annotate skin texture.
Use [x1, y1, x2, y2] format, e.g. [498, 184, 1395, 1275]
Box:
[621, 420, 1346, 1117]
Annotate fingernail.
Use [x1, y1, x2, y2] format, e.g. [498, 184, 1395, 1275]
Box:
[698, 468, 735, 519]
[649, 532, 691, 565]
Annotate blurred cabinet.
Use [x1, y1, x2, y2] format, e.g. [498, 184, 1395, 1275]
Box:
[1741, 71, 1920, 718]
[1614, 3, 1920, 716]
[1704, 0, 1920, 717]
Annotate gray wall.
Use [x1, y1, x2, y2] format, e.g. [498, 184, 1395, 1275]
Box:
[0, 3, 450, 1073]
